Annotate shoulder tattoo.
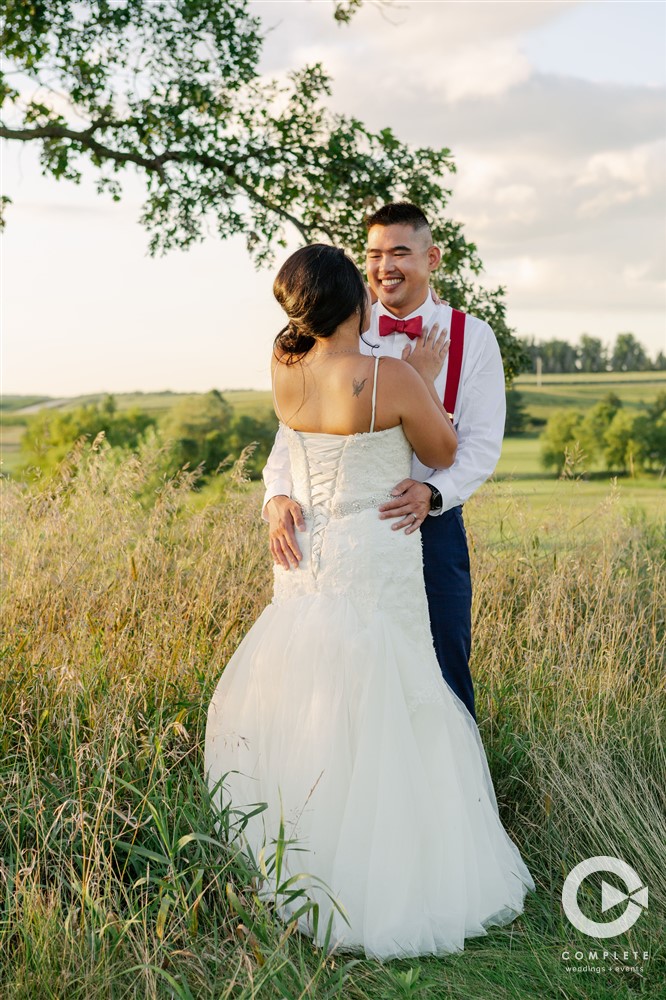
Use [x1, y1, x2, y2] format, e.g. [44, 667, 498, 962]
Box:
[352, 377, 367, 398]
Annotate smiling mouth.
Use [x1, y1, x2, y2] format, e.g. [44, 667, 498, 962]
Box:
[380, 277, 403, 287]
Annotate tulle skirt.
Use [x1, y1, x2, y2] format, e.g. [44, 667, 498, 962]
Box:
[204, 590, 534, 961]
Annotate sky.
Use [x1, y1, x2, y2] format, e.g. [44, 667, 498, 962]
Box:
[2, 0, 665, 397]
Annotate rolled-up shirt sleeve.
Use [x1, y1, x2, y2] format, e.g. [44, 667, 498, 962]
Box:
[261, 424, 292, 521]
[425, 322, 506, 514]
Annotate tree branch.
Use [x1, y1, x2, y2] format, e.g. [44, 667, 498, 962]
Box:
[0, 121, 311, 240]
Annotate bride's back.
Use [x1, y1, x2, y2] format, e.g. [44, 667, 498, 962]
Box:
[272, 352, 400, 436]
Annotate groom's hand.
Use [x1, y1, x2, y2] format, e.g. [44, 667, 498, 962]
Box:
[378, 479, 432, 535]
[266, 495, 305, 569]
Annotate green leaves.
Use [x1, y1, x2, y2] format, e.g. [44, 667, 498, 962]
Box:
[0, 195, 12, 231]
[2, 0, 528, 377]
[333, 0, 364, 23]
[540, 395, 666, 475]
[0, 1, 455, 265]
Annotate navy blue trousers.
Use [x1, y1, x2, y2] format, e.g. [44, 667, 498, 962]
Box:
[420, 505, 475, 720]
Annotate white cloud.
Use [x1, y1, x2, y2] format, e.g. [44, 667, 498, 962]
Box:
[257, 0, 579, 105]
[421, 39, 532, 103]
[256, 0, 581, 63]
[575, 140, 666, 218]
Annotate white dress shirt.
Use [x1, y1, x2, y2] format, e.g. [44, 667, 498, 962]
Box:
[262, 294, 506, 516]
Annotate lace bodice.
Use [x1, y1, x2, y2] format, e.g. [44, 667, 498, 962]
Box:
[286, 423, 412, 564]
[278, 422, 417, 615]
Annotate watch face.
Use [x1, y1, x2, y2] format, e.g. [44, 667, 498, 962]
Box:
[428, 485, 442, 510]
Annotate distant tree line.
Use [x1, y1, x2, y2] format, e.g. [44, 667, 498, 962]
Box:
[540, 392, 666, 476]
[521, 332, 666, 375]
[18, 393, 278, 484]
[504, 387, 531, 437]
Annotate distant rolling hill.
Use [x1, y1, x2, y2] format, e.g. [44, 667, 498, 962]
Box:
[4, 389, 275, 418]
[3, 376, 664, 481]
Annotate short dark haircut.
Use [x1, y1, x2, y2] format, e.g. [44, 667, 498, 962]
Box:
[273, 244, 367, 361]
[364, 202, 432, 234]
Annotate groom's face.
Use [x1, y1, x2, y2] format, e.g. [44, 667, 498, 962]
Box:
[366, 223, 441, 318]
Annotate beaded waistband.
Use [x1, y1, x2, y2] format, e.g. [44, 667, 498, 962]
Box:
[296, 491, 394, 521]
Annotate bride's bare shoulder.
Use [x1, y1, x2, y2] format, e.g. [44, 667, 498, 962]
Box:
[377, 355, 422, 386]
[272, 340, 316, 363]
[271, 346, 300, 371]
[377, 356, 408, 371]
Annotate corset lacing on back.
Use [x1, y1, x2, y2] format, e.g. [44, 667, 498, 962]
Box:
[273, 355, 390, 576]
[304, 435, 346, 575]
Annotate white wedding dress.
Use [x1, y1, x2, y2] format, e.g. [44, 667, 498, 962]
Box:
[205, 365, 534, 961]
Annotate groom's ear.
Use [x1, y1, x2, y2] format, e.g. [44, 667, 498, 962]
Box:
[427, 245, 442, 272]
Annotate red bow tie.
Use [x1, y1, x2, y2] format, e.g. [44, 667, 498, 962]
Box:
[378, 314, 423, 340]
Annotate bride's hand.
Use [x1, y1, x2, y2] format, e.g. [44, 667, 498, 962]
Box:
[402, 323, 450, 382]
[266, 495, 305, 570]
[429, 287, 448, 306]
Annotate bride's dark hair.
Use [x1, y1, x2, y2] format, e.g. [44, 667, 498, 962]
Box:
[273, 244, 367, 362]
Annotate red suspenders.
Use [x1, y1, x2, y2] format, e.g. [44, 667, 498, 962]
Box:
[443, 308, 466, 420]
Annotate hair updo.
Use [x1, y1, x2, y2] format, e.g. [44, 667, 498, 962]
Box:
[273, 244, 367, 361]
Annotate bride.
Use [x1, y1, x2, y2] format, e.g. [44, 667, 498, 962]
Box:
[205, 243, 534, 961]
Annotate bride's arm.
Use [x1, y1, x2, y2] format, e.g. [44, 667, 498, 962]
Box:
[262, 424, 292, 519]
[393, 327, 458, 468]
[376, 353, 458, 535]
[263, 358, 305, 570]
[396, 367, 458, 470]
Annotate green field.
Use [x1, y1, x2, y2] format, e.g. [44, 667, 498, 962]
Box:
[492, 435, 664, 515]
[3, 376, 665, 514]
[6, 372, 664, 421]
[0, 424, 23, 472]
[2, 389, 276, 417]
[0, 390, 278, 476]
[2, 440, 664, 999]
[513, 371, 666, 421]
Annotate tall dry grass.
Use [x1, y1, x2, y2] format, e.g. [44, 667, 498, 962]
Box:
[1, 439, 664, 998]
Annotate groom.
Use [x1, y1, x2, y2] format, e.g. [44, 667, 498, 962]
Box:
[262, 203, 506, 720]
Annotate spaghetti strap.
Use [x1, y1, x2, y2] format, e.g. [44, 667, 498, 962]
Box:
[369, 355, 380, 433]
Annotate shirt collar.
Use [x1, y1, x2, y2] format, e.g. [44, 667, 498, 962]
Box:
[375, 292, 438, 327]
